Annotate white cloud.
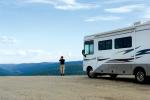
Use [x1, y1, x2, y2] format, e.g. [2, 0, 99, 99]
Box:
[0, 48, 82, 63]
[105, 4, 146, 13]
[0, 50, 15, 56]
[17, 49, 44, 56]
[85, 15, 121, 22]
[0, 49, 49, 63]
[0, 49, 44, 56]
[18, 50, 27, 56]
[104, 0, 143, 4]
[0, 36, 17, 44]
[20, 0, 98, 10]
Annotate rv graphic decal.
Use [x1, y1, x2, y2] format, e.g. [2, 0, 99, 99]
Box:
[136, 49, 150, 56]
[84, 47, 150, 63]
[123, 49, 134, 54]
[96, 47, 150, 63]
[98, 58, 109, 61]
[84, 58, 96, 61]
[106, 57, 142, 63]
[123, 46, 140, 54]
[107, 58, 134, 63]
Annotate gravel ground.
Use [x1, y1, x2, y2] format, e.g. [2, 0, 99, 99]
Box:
[0, 75, 150, 100]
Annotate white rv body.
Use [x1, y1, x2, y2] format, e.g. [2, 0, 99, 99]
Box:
[83, 21, 150, 82]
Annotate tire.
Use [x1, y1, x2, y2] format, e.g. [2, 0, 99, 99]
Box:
[135, 69, 146, 83]
[87, 68, 97, 78]
[110, 74, 117, 79]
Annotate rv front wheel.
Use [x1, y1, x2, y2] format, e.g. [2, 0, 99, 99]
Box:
[87, 67, 97, 78]
[135, 70, 146, 83]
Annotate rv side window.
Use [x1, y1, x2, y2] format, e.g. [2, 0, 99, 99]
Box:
[115, 36, 132, 49]
[98, 39, 112, 50]
[84, 40, 94, 55]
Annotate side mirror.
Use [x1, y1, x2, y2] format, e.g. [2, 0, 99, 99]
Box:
[82, 50, 86, 57]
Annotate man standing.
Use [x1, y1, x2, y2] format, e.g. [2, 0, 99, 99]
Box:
[59, 56, 65, 76]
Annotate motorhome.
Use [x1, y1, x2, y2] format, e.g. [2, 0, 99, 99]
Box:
[82, 21, 150, 83]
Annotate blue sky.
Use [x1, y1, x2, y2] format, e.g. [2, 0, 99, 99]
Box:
[0, 0, 150, 64]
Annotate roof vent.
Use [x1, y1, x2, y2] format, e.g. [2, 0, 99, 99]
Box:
[134, 21, 141, 26]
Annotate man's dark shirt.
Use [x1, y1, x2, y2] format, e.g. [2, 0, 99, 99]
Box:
[59, 59, 65, 65]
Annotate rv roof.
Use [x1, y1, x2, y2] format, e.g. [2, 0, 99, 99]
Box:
[85, 21, 150, 39]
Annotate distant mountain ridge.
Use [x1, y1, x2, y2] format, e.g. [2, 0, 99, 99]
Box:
[0, 61, 85, 76]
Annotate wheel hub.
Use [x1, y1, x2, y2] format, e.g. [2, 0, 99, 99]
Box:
[137, 71, 145, 82]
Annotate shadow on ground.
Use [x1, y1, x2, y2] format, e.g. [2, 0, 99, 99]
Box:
[92, 75, 150, 85]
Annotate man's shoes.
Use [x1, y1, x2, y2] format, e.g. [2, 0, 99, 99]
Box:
[60, 74, 65, 76]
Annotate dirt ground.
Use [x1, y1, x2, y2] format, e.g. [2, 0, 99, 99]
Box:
[0, 75, 150, 100]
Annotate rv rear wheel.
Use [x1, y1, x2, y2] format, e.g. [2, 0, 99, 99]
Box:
[87, 68, 97, 78]
[135, 70, 146, 83]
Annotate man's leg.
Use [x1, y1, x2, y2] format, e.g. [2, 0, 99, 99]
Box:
[62, 65, 65, 76]
[60, 65, 63, 76]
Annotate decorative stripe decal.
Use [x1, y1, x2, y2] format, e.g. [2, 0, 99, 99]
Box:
[97, 58, 109, 61]
[107, 58, 134, 63]
[84, 47, 150, 63]
[123, 46, 140, 54]
[136, 49, 150, 56]
[84, 58, 96, 61]
[96, 47, 148, 63]
[116, 46, 140, 55]
[123, 49, 134, 54]
[106, 57, 141, 63]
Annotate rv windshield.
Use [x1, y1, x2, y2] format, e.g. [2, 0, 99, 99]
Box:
[84, 40, 94, 55]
